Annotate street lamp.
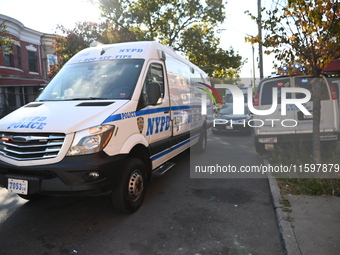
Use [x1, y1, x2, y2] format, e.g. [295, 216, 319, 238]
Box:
[258, 0, 264, 80]
[243, 33, 257, 88]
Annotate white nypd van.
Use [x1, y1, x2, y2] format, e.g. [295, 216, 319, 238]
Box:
[0, 41, 213, 213]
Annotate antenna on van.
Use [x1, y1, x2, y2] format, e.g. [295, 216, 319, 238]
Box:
[90, 41, 103, 47]
[90, 41, 105, 55]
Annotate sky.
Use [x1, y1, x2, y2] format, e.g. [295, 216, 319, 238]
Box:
[0, 0, 277, 82]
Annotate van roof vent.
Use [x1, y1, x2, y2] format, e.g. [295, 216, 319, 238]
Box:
[25, 103, 43, 108]
[76, 102, 114, 107]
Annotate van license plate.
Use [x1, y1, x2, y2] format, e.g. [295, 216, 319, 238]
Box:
[259, 137, 278, 143]
[320, 135, 338, 141]
[8, 178, 28, 195]
[226, 126, 233, 130]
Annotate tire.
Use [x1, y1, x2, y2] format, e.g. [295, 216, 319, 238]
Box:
[112, 157, 147, 214]
[194, 128, 207, 153]
[255, 140, 266, 154]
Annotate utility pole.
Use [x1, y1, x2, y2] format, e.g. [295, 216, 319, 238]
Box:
[252, 44, 256, 87]
[258, 0, 264, 79]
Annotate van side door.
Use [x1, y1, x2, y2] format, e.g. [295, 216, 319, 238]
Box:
[139, 62, 171, 169]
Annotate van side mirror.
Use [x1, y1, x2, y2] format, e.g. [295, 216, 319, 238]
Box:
[38, 87, 45, 94]
[147, 82, 161, 105]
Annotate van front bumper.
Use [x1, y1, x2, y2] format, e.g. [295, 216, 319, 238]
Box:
[0, 152, 127, 196]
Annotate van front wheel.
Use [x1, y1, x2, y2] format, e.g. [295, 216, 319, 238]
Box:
[112, 157, 147, 214]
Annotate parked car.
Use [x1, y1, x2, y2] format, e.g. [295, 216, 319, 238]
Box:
[213, 104, 251, 135]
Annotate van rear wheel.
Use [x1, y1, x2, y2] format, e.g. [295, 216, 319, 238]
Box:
[112, 157, 147, 214]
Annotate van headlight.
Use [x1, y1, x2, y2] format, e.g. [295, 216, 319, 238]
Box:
[66, 125, 114, 156]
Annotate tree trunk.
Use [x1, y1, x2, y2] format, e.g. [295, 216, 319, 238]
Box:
[312, 77, 321, 164]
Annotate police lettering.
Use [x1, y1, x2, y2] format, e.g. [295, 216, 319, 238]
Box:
[7, 116, 47, 130]
[146, 116, 170, 136]
[121, 111, 136, 119]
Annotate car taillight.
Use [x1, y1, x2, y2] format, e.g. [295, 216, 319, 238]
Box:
[253, 92, 260, 106]
[329, 84, 338, 99]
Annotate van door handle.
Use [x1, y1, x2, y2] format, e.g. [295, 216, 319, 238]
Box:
[164, 110, 169, 114]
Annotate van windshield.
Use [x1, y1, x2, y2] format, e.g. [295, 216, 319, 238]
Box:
[37, 59, 144, 101]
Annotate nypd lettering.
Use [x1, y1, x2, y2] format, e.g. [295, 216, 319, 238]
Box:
[7, 116, 47, 130]
[119, 48, 143, 53]
[146, 116, 170, 136]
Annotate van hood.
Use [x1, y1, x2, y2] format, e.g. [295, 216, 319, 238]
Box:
[0, 100, 128, 134]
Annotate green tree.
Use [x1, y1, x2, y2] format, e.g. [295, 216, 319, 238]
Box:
[0, 22, 13, 53]
[52, 21, 134, 77]
[54, 22, 98, 65]
[181, 25, 244, 79]
[246, 0, 340, 163]
[98, 0, 244, 78]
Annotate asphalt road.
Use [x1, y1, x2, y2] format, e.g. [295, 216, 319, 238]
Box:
[0, 133, 284, 255]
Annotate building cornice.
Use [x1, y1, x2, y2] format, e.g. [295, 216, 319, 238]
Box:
[0, 14, 45, 45]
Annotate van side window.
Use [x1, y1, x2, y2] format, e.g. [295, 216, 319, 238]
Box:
[138, 63, 164, 109]
[260, 78, 291, 105]
[295, 77, 329, 101]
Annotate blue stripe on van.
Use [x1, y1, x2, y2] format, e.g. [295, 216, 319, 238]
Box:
[102, 105, 201, 124]
[151, 134, 199, 161]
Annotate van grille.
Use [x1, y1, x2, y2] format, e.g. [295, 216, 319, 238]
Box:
[0, 132, 66, 161]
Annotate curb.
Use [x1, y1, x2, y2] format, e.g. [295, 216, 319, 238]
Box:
[264, 158, 302, 255]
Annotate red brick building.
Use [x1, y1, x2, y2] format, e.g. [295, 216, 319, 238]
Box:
[0, 14, 56, 117]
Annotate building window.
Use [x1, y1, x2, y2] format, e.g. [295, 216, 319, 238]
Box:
[47, 54, 58, 66]
[28, 51, 38, 72]
[47, 53, 57, 68]
[17, 45, 22, 69]
[3, 46, 14, 67]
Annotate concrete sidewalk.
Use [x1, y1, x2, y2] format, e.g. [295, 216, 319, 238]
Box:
[267, 173, 340, 255]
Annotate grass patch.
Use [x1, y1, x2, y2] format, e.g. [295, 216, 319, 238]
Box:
[277, 178, 340, 196]
[268, 142, 340, 196]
